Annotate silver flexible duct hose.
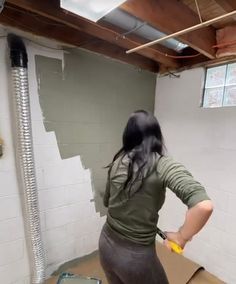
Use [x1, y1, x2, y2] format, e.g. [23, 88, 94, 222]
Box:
[8, 35, 46, 284]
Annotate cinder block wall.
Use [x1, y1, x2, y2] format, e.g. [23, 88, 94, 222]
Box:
[155, 68, 236, 284]
[0, 33, 156, 283]
[36, 49, 156, 215]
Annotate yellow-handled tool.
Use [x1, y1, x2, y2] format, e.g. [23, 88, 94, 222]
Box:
[157, 227, 183, 255]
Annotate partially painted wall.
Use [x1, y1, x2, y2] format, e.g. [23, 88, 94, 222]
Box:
[0, 27, 156, 283]
[0, 34, 109, 281]
[35, 49, 156, 215]
[155, 68, 236, 284]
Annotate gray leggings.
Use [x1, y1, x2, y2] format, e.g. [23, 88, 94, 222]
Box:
[99, 224, 169, 284]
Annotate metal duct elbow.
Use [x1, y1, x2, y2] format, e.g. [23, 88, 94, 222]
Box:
[8, 33, 28, 68]
[7, 34, 46, 284]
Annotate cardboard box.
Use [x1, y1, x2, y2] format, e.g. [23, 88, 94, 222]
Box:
[47, 243, 225, 284]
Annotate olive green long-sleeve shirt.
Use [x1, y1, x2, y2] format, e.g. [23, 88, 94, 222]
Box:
[103, 154, 210, 245]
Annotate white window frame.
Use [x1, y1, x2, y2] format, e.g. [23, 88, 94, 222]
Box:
[202, 62, 236, 108]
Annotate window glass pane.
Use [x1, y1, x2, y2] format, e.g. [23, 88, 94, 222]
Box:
[203, 87, 224, 107]
[205, 65, 227, 88]
[226, 63, 236, 85]
[223, 86, 236, 106]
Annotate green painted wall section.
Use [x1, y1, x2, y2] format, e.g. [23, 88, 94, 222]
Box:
[35, 48, 156, 215]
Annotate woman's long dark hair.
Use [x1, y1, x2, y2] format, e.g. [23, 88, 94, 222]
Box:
[108, 110, 165, 197]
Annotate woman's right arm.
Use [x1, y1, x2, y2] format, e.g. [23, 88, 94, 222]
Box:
[158, 156, 213, 248]
[165, 200, 213, 248]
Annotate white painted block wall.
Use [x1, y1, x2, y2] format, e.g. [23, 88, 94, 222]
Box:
[0, 33, 105, 283]
[155, 68, 236, 283]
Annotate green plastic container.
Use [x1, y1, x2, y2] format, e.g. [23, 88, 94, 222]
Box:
[56, 272, 102, 284]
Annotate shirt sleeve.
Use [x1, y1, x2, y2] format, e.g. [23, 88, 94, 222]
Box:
[103, 179, 110, 208]
[157, 156, 210, 208]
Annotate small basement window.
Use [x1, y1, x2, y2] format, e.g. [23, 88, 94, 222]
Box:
[203, 63, 236, 108]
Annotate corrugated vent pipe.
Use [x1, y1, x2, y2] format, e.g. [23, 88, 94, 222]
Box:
[7, 34, 46, 284]
[103, 9, 188, 52]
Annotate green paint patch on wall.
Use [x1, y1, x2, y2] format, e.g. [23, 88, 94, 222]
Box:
[35, 48, 156, 215]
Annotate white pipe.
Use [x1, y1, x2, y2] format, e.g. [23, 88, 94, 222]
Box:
[127, 10, 236, 54]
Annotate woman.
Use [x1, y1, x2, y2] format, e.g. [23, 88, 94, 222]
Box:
[99, 110, 213, 284]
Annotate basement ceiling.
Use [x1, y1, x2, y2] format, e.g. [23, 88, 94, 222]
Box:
[0, 0, 236, 73]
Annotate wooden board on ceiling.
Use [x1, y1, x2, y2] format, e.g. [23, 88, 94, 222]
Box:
[4, 0, 179, 69]
[3, 0, 236, 73]
[181, 0, 236, 28]
[0, 5, 160, 72]
[121, 0, 216, 59]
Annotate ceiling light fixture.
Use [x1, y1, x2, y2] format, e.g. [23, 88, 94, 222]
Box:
[60, 0, 127, 22]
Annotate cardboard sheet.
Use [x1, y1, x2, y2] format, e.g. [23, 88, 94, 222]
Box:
[47, 243, 225, 284]
[156, 242, 225, 284]
[156, 242, 202, 284]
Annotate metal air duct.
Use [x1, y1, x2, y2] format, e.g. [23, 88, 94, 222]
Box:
[103, 9, 188, 52]
[7, 34, 46, 284]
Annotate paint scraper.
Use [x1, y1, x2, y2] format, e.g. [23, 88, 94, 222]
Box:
[157, 227, 183, 255]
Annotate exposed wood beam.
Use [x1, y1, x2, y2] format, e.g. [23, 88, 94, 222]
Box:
[179, 54, 208, 71]
[174, 54, 236, 74]
[84, 39, 159, 73]
[126, 10, 236, 54]
[5, 0, 179, 68]
[0, 6, 91, 47]
[121, 0, 216, 59]
[159, 52, 208, 74]
[0, 6, 159, 72]
[101, 20, 204, 70]
[215, 0, 236, 12]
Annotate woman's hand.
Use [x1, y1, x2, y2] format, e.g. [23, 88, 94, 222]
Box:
[163, 201, 213, 252]
[163, 231, 188, 251]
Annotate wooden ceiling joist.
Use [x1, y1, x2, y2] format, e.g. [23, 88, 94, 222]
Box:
[0, 6, 159, 72]
[215, 0, 236, 12]
[84, 39, 160, 73]
[4, 0, 179, 69]
[121, 0, 216, 59]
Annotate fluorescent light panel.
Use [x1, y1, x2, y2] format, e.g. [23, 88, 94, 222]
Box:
[60, 0, 127, 22]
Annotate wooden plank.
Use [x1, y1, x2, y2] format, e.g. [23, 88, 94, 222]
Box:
[99, 21, 208, 71]
[0, 6, 159, 72]
[0, 6, 92, 46]
[5, 0, 179, 68]
[121, 0, 216, 59]
[215, 0, 236, 11]
[126, 10, 236, 54]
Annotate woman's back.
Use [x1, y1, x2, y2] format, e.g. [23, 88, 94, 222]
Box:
[104, 152, 209, 245]
[106, 153, 165, 245]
